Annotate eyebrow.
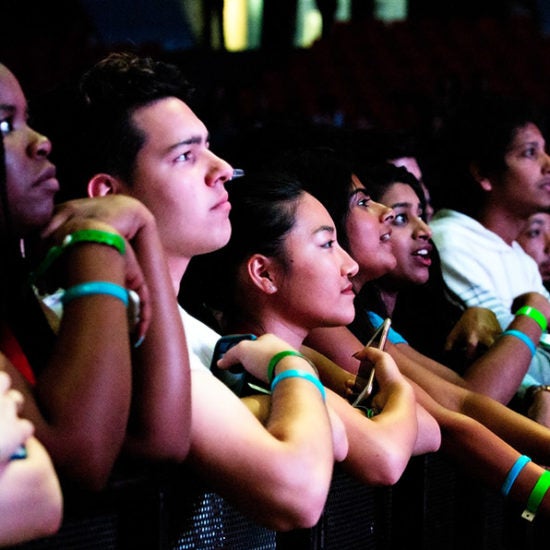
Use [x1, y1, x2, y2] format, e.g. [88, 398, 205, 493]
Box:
[166, 134, 209, 152]
[313, 225, 335, 236]
[349, 188, 369, 198]
[390, 201, 413, 209]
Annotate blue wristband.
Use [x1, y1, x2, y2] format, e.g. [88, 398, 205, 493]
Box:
[501, 329, 536, 357]
[270, 369, 326, 401]
[61, 281, 129, 307]
[501, 454, 531, 496]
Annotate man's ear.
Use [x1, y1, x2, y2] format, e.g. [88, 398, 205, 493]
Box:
[469, 163, 493, 192]
[247, 254, 278, 294]
[87, 173, 122, 198]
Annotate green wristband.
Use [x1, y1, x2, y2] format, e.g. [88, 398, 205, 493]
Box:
[63, 229, 126, 255]
[516, 305, 548, 332]
[522, 470, 550, 521]
[270, 369, 326, 401]
[267, 350, 317, 383]
[32, 229, 126, 281]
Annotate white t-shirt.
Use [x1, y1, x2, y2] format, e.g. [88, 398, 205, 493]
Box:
[431, 209, 550, 392]
[178, 305, 220, 373]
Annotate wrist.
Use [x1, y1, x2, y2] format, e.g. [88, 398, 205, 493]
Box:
[267, 350, 318, 382]
[64, 245, 126, 285]
[515, 305, 548, 332]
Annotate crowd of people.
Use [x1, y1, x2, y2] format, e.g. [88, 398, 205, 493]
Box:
[3, 48, 550, 546]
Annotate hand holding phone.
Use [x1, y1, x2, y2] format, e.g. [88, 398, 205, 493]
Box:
[351, 318, 391, 407]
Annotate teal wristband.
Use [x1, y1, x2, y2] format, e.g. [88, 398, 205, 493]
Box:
[32, 229, 126, 281]
[522, 470, 550, 521]
[501, 329, 537, 357]
[501, 455, 531, 496]
[267, 350, 317, 383]
[516, 305, 548, 332]
[270, 369, 326, 401]
[61, 281, 129, 307]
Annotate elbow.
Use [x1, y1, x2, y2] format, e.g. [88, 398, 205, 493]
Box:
[269, 483, 328, 531]
[125, 423, 191, 463]
[378, 456, 410, 486]
[264, 462, 332, 531]
[53, 433, 123, 491]
[347, 446, 411, 487]
[34, 485, 63, 539]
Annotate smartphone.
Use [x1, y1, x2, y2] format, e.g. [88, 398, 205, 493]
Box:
[351, 318, 391, 407]
[210, 334, 269, 396]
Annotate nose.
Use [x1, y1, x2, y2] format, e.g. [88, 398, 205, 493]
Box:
[206, 151, 234, 187]
[413, 217, 432, 240]
[27, 128, 52, 159]
[339, 245, 359, 278]
[373, 201, 394, 224]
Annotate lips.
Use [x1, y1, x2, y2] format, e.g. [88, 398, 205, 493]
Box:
[34, 166, 59, 192]
[380, 230, 392, 243]
[341, 283, 354, 295]
[212, 193, 231, 212]
[412, 244, 432, 258]
[412, 245, 432, 266]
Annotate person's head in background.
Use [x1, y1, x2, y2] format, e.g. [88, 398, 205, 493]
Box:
[191, 171, 358, 344]
[346, 127, 435, 222]
[73, 52, 233, 280]
[355, 163, 432, 292]
[427, 93, 550, 223]
[0, 64, 58, 238]
[517, 212, 550, 285]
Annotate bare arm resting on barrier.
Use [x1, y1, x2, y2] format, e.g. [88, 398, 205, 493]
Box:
[187, 334, 339, 532]
[45, 196, 192, 461]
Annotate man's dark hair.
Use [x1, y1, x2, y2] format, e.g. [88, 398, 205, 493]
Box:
[77, 52, 194, 185]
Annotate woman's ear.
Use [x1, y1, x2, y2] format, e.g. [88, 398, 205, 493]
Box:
[247, 254, 278, 294]
[469, 163, 493, 192]
[87, 173, 122, 198]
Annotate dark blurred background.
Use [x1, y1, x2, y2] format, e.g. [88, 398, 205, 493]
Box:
[3, 0, 550, 177]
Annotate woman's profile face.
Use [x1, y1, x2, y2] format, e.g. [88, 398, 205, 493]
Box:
[0, 64, 59, 235]
[379, 182, 433, 287]
[273, 192, 359, 330]
[344, 175, 396, 287]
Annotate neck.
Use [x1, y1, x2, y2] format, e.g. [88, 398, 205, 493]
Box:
[378, 287, 398, 317]
[166, 255, 191, 296]
[478, 203, 526, 246]
[230, 309, 308, 350]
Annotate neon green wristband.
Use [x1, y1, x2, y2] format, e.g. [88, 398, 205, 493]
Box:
[521, 470, 550, 521]
[32, 229, 126, 281]
[267, 350, 317, 383]
[516, 305, 548, 332]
